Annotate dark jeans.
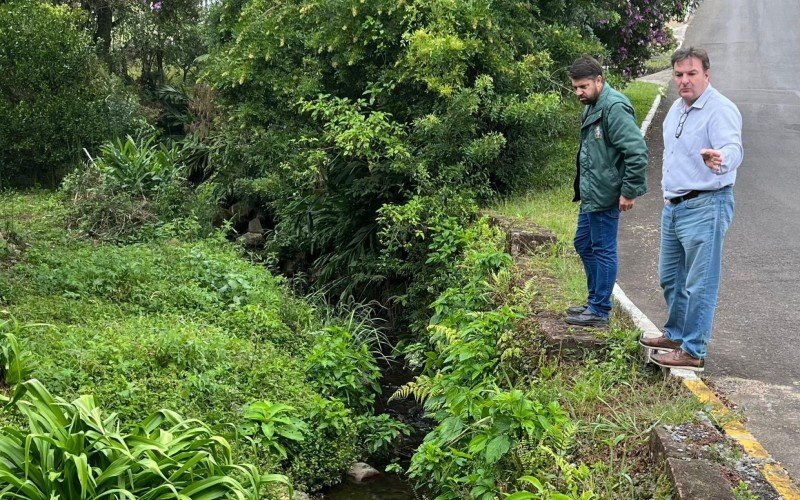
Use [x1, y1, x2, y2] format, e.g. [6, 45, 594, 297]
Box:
[574, 207, 620, 319]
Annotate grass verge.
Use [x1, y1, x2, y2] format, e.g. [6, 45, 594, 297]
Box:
[643, 49, 673, 75]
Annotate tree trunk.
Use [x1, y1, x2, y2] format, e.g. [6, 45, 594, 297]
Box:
[93, 1, 113, 70]
[139, 47, 153, 88]
[156, 47, 165, 85]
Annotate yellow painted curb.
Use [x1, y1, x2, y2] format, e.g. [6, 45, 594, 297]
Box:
[683, 379, 800, 499]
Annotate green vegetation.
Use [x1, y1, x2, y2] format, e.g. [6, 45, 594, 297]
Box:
[377, 79, 698, 495]
[0, 378, 284, 499]
[0, 192, 401, 493]
[61, 135, 217, 241]
[202, 0, 593, 303]
[0, 0, 142, 188]
[447, 82, 701, 497]
[507, 256, 700, 498]
[199, 0, 681, 309]
[0, 0, 700, 495]
[644, 48, 675, 75]
[622, 82, 664, 123]
[390, 209, 699, 498]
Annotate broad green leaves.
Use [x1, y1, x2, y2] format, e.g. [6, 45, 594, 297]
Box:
[239, 401, 309, 460]
[0, 319, 33, 386]
[0, 379, 286, 499]
[305, 326, 382, 411]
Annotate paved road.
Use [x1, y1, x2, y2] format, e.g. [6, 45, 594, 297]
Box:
[617, 0, 800, 483]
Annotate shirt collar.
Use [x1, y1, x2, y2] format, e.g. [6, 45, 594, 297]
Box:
[689, 84, 715, 109]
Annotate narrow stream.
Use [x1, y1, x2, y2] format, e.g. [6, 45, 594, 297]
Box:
[321, 359, 428, 499]
[322, 474, 417, 499]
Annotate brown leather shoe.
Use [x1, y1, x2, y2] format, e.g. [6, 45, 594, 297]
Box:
[639, 334, 681, 350]
[650, 349, 705, 372]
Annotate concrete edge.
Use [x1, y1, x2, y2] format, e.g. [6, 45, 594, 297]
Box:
[684, 379, 800, 499]
[614, 284, 800, 500]
[639, 94, 662, 136]
[666, 457, 735, 500]
[615, 286, 800, 498]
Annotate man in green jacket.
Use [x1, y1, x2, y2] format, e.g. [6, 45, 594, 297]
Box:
[565, 55, 649, 327]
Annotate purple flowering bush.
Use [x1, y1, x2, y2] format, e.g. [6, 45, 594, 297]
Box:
[594, 0, 684, 77]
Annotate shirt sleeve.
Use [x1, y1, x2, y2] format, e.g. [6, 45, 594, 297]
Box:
[605, 102, 649, 199]
[708, 101, 743, 175]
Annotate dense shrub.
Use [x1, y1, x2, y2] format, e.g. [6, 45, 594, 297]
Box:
[532, 0, 683, 77]
[199, 0, 682, 310]
[593, 0, 683, 76]
[201, 0, 606, 303]
[382, 218, 574, 498]
[305, 326, 382, 411]
[61, 135, 218, 240]
[0, 0, 142, 188]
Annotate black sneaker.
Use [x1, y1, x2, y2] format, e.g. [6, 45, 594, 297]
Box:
[565, 309, 609, 327]
[566, 305, 587, 316]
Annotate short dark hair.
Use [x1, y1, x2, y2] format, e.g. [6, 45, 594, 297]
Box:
[671, 46, 710, 71]
[569, 55, 603, 80]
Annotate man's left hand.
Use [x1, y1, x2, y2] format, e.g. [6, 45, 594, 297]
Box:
[619, 195, 635, 212]
[700, 148, 724, 172]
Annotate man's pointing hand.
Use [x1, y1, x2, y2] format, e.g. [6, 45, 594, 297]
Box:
[700, 148, 724, 172]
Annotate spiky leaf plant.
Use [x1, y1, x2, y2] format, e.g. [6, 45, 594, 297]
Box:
[0, 379, 292, 499]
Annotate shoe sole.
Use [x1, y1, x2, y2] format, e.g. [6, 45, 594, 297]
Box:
[649, 355, 705, 372]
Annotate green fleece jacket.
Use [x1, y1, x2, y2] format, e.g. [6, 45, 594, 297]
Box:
[572, 83, 649, 212]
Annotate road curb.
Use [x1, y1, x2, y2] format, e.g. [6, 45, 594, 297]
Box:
[639, 94, 662, 137]
[616, 281, 800, 498]
[684, 379, 800, 499]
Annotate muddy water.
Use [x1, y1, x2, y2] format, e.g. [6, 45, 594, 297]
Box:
[322, 474, 418, 499]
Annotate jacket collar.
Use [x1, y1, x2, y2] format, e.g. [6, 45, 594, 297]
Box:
[593, 82, 613, 109]
[582, 83, 612, 126]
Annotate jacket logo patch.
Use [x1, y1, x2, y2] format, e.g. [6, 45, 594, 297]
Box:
[594, 125, 602, 140]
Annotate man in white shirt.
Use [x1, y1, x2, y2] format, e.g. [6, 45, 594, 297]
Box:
[640, 47, 743, 372]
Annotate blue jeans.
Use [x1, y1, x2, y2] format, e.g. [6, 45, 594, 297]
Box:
[659, 187, 734, 359]
[574, 208, 620, 319]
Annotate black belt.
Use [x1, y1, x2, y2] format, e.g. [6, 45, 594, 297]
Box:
[668, 190, 712, 205]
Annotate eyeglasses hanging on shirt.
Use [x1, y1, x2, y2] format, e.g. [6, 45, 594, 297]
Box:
[675, 106, 693, 138]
